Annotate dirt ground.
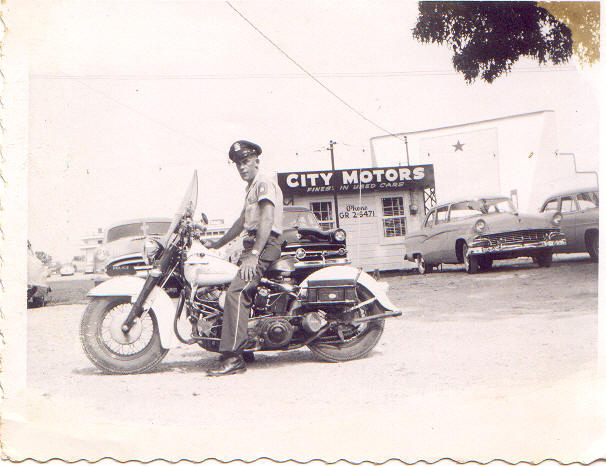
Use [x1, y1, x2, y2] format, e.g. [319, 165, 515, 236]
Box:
[2, 254, 603, 463]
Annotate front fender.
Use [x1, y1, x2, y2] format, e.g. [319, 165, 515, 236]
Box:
[300, 265, 400, 314]
[87, 276, 179, 349]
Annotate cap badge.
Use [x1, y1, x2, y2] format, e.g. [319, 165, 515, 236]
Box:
[233, 142, 241, 151]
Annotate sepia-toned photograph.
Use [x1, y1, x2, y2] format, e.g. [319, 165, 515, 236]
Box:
[0, 0, 603, 463]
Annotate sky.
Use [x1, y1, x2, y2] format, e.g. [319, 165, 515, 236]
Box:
[17, 0, 600, 262]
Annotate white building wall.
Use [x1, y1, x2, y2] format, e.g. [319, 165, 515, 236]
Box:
[370, 111, 596, 214]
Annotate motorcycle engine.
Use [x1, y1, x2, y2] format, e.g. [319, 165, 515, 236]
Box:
[258, 318, 294, 349]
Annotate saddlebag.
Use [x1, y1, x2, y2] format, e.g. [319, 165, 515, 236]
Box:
[304, 278, 358, 307]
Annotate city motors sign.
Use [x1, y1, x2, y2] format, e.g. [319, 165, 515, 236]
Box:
[278, 164, 434, 195]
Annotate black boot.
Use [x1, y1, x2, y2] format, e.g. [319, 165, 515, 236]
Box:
[206, 354, 246, 377]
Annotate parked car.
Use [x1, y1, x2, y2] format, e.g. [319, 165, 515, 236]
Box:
[539, 187, 599, 261]
[27, 242, 51, 307]
[95, 217, 173, 276]
[281, 205, 349, 279]
[403, 196, 566, 274]
[59, 263, 76, 276]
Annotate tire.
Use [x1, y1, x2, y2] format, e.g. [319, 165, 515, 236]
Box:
[80, 297, 168, 374]
[535, 249, 553, 267]
[415, 255, 432, 275]
[587, 230, 599, 262]
[462, 243, 479, 274]
[478, 257, 493, 271]
[307, 286, 385, 362]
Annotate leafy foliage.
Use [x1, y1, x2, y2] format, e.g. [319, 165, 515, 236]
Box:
[539, 1, 600, 66]
[412, 1, 577, 83]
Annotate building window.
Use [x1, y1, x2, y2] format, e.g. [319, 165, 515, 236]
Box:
[381, 197, 406, 237]
[310, 201, 334, 230]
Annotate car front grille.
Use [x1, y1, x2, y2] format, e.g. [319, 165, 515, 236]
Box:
[282, 244, 345, 260]
[478, 229, 557, 246]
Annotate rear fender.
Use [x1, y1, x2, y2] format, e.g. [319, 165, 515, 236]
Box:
[87, 276, 179, 349]
[300, 265, 400, 313]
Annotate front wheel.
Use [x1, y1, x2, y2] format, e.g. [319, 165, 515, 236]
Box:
[462, 243, 479, 274]
[535, 249, 553, 267]
[307, 286, 385, 362]
[415, 255, 432, 275]
[587, 230, 599, 262]
[80, 297, 168, 374]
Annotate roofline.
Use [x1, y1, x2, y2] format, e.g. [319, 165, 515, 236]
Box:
[369, 110, 555, 143]
[430, 196, 512, 209]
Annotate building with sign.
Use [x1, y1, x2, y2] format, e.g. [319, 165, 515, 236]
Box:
[278, 164, 435, 271]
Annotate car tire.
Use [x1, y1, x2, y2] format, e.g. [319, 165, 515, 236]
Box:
[415, 255, 432, 275]
[587, 230, 599, 262]
[462, 243, 479, 274]
[479, 257, 493, 271]
[535, 249, 553, 267]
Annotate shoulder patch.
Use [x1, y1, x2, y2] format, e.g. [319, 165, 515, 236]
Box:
[257, 182, 268, 196]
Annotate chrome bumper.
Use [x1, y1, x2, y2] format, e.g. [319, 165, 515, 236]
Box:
[294, 258, 350, 268]
[468, 238, 566, 255]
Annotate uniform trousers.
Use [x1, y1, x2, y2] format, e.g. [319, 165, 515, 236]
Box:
[218, 234, 282, 354]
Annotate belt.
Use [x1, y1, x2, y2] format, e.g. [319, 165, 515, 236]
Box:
[246, 230, 281, 239]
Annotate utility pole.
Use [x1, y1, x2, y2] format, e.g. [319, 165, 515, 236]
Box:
[328, 140, 340, 228]
[404, 135, 410, 166]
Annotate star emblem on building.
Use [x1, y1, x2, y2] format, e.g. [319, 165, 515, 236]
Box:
[453, 140, 465, 151]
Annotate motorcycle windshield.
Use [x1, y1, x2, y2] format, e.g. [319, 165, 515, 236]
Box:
[162, 171, 198, 246]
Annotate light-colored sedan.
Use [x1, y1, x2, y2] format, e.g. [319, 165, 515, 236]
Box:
[403, 196, 566, 274]
[539, 187, 598, 261]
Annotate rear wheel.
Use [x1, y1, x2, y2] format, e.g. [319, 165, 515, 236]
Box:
[587, 230, 599, 262]
[462, 243, 479, 274]
[80, 297, 168, 374]
[307, 286, 385, 362]
[535, 249, 553, 267]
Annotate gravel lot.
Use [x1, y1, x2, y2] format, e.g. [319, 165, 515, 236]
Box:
[3, 254, 603, 463]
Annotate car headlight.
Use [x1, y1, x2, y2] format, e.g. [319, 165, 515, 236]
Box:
[552, 213, 562, 226]
[95, 248, 109, 261]
[473, 219, 487, 234]
[295, 248, 307, 260]
[333, 229, 346, 242]
[143, 238, 163, 265]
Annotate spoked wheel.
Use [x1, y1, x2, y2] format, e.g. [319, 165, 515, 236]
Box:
[462, 243, 479, 274]
[80, 297, 168, 374]
[307, 286, 385, 362]
[415, 255, 432, 275]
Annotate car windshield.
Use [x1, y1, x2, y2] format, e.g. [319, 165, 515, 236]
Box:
[146, 222, 172, 236]
[284, 209, 321, 228]
[467, 198, 515, 215]
[162, 171, 198, 245]
[106, 223, 145, 242]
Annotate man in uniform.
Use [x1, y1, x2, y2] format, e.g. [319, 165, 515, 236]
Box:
[204, 140, 284, 376]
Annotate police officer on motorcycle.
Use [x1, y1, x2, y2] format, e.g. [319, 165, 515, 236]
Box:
[204, 140, 284, 376]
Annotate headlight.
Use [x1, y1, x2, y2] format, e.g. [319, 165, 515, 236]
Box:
[552, 213, 562, 226]
[473, 219, 487, 234]
[95, 248, 109, 261]
[295, 248, 307, 260]
[333, 229, 346, 242]
[143, 238, 163, 265]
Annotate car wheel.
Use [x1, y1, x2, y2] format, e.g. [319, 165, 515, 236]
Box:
[535, 249, 553, 267]
[462, 243, 479, 274]
[479, 257, 493, 271]
[587, 230, 599, 262]
[415, 255, 432, 275]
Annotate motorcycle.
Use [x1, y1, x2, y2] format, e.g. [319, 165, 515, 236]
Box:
[80, 171, 402, 374]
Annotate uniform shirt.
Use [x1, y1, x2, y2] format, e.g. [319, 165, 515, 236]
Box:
[243, 169, 284, 235]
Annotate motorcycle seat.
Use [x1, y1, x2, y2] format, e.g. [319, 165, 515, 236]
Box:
[266, 256, 296, 274]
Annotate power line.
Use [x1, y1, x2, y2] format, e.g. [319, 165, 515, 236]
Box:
[30, 66, 578, 80]
[225, 1, 407, 143]
[74, 79, 225, 155]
